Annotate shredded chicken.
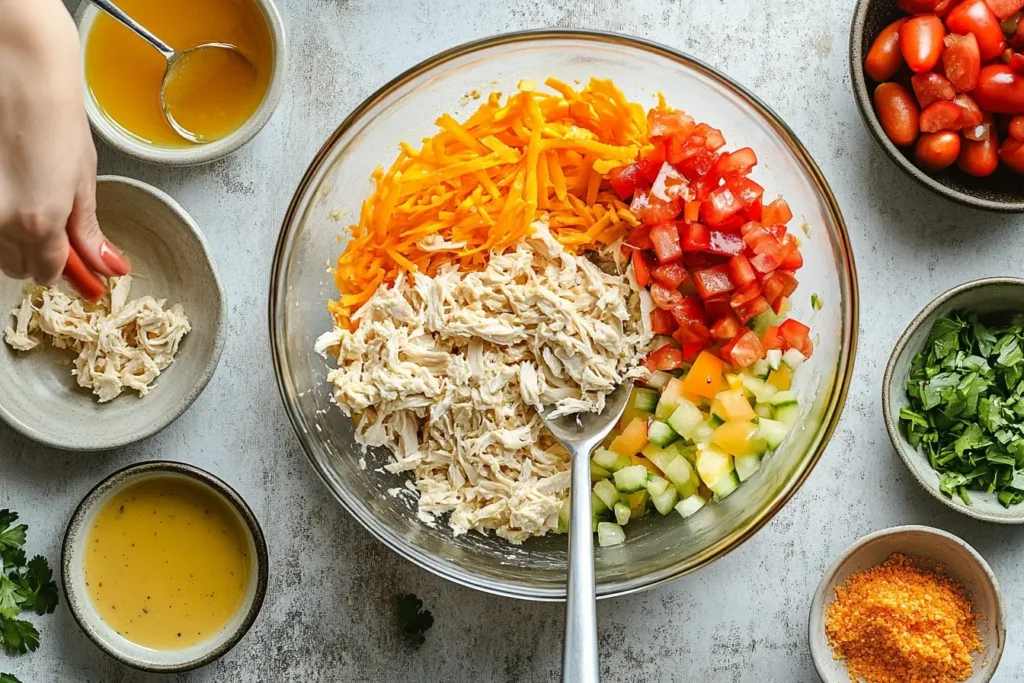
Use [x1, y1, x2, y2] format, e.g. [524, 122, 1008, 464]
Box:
[4, 276, 191, 403]
[317, 222, 651, 543]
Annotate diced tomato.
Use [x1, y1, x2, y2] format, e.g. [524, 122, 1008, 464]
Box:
[720, 330, 763, 369]
[650, 282, 684, 309]
[609, 163, 644, 200]
[778, 318, 814, 357]
[651, 262, 688, 288]
[650, 222, 683, 263]
[771, 295, 790, 315]
[644, 344, 684, 372]
[743, 225, 782, 256]
[761, 198, 793, 226]
[762, 270, 799, 303]
[706, 230, 746, 257]
[648, 109, 697, 137]
[703, 293, 732, 319]
[733, 296, 770, 323]
[730, 283, 762, 307]
[711, 147, 758, 178]
[680, 222, 711, 251]
[727, 177, 764, 210]
[684, 252, 713, 269]
[632, 190, 682, 225]
[709, 314, 742, 341]
[727, 254, 757, 289]
[671, 296, 709, 345]
[681, 342, 704, 361]
[751, 249, 782, 274]
[692, 265, 735, 300]
[625, 225, 653, 250]
[650, 308, 678, 335]
[762, 325, 784, 350]
[632, 251, 652, 287]
[702, 186, 744, 226]
[678, 148, 719, 180]
[637, 141, 666, 183]
[683, 200, 701, 223]
[765, 223, 787, 240]
[673, 323, 710, 347]
[695, 123, 726, 150]
[779, 246, 803, 271]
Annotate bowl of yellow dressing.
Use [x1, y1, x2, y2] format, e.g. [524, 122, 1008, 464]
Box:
[74, 0, 286, 165]
[62, 462, 268, 672]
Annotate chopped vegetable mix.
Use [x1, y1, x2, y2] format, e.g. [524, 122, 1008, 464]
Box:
[900, 312, 1024, 507]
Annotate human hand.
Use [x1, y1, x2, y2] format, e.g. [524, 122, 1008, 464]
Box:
[0, 0, 129, 285]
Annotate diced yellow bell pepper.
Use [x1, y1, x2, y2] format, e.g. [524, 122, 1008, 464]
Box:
[767, 366, 792, 391]
[631, 455, 661, 474]
[715, 390, 756, 422]
[712, 421, 759, 457]
[725, 373, 743, 391]
[624, 490, 648, 519]
[682, 351, 725, 398]
[609, 418, 648, 456]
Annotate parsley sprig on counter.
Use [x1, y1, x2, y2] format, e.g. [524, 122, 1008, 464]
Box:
[900, 313, 1024, 507]
[396, 593, 433, 647]
[0, 509, 58, 672]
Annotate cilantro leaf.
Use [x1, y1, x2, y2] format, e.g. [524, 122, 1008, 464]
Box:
[396, 593, 434, 647]
[0, 617, 39, 655]
[0, 575, 24, 620]
[0, 512, 26, 557]
[13, 557, 57, 616]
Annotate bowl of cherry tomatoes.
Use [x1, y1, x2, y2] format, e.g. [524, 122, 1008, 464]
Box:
[852, 0, 1024, 211]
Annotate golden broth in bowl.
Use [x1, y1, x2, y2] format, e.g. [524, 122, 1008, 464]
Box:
[84, 0, 273, 146]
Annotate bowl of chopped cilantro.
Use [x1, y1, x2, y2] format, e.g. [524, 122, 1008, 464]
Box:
[884, 277, 1024, 523]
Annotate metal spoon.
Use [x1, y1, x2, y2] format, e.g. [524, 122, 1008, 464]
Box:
[88, 0, 256, 144]
[538, 382, 633, 683]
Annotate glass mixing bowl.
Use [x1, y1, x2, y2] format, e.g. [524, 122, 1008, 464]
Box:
[270, 30, 858, 600]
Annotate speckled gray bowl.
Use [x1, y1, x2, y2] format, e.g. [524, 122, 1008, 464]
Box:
[0, 176, 226, 451]
[851, 0, 1024, 212]
[62, 461, 269, 673]
[810, 526, 1005, 682]
[883, 277, 1024, 523]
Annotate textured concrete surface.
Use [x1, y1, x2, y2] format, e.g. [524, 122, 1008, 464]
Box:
[3, 0, 1024, 680]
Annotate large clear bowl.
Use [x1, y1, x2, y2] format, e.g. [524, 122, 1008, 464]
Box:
[270, 30, 858, 601]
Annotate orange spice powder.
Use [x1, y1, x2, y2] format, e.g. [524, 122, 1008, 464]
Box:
[825, 553, 982, 683]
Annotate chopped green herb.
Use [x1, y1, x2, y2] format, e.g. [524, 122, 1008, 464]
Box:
[901, 312, 1024, 507]
[0, 511, 58, 657]
[811, 293, 822, 311]
[0, 673, 22, 683]
[396, 593, 434, 647]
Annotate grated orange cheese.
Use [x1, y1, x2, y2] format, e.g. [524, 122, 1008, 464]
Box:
[329, 77, 650, 327]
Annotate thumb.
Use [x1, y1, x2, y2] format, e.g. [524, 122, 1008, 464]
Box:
[66, 178, 130, 277]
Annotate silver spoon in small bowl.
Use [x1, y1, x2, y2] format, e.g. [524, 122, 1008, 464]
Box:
[88, 0, 257, 144]
[538, 382, 633, 683]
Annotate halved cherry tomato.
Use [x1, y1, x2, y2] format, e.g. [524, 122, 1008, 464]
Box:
[999, 135, 1024, 172]
[720, 330, 764, 369]
[958, 129, 1001, 175]
[964, 120, 993, 140]
[650, 308, 677, 335]
[911, 72, 955, 108]
[972, 64, 1024, 113]
[985, 0, 1024, 19]
[709, 314, 742, 341]
[953, 94, 983, 127]
[609, 163, 644, 200]
[943, 33, 982, 92]
[897, 0, 940, 12]
[706, 230, 745, 257]
[874, 83, 920, 146]
[915, 131, 962, 171]
[899, 16, 946, 72]
[680, 222, 710, 251]
[701, 186, 744, 226]
[692, 265, 735, 300]
[650, 222, 683, 263]
[645, 344, 684, 372]
[1009, 115, 1024, 139]
[1008, 50, 1024, 77]
[866, 18, 909, 82]
[632, 251, 652, 287]
[727, 254, 757, 289]
[947, 0, 1006, 61]
[710, 147, 757, 178]
[778, 319, 814, 358]
[651, 261, 688, 288]
[631, 190, 682, 225]
[920, 100, 963, 132]
[650, 282, 684, 309]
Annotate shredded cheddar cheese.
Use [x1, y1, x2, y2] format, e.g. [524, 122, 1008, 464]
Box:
[329, 77, 650, 327]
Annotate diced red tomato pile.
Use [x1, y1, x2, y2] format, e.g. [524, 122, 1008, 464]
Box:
[865, 0, 1024, 175]
[613, 108, 814, 373]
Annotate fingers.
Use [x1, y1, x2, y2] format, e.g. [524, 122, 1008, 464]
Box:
[24, 228, 69, 285]
[66, 174, 129, 278]
[0, 209, 67, 281]
[0, 235, 28, 280]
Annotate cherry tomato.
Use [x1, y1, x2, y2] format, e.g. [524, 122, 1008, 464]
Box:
[874, 82, 920, 146]
[964, 121, 993, 140]
[1009, 115, 1024, 139]
[1007, 50, 1024, 76]
[958, 130, 1001, 176]
[973, 64, 1024, 113]
[999, 135, 1024, 172]
[984, 0, 1024, 20]
[866, 18, 909, 82]
[899, 16, 946, 73]
[942, 33, 981, 92]
[920, 100, 963, 132]
[946, 0, 1006, 62]
[910, 72, 955, 108]
[953, 94, 983, 128]
[897, 0, 940, 12]
[915, 131, 962, 171]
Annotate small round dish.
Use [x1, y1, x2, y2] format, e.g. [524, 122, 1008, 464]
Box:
[883, 277, 1024, 523]
[850, 0, 1024, 212]
[810, 526, 1005, 682]
[0, 176, 226, 451]
[73, 0, 287, 166]
[62, 461, 269, 673]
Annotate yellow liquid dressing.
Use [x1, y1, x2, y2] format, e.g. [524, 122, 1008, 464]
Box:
[84, 0, 273, 146]
[84, 477, 250, 649]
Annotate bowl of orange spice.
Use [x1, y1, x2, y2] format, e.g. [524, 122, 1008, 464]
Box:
[809, 526, 1005, 683]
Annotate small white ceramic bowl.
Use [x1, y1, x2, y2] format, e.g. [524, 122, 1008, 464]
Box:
[0, 176, 226, 450]
[810, 526, 1005, 683]
[62, 461, 269, 672]
[883, 277, 1024, 523]
[73, 0, 287, 165]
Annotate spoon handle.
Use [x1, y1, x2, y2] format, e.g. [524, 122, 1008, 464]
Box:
[562, 442, 600, 683]
[88, 0, 175, 58]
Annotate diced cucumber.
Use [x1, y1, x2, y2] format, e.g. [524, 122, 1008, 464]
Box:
[769, 390, 797, 407]
[735, 453, 761, 482]
[666, 440, 697, 464]
[591, 491, 609, 516]
[741, 374, 778, 404]
[613, 465, 649, 493]
[774, 403, 800, 428]
[696, 446, 734, 488]
[647, 420, 679, 448]
[709, 471, 741, 499]
[750, 310, 779, 334]
[751, 358, 770, 380]
[591, 460, 611, 480]
[693, 422, 714, 445]
[663, 456, 695, 490]
[754, 402, 774, 419]
[557, 499, 570, 532]
[597, 522, 626, 547]
[647, 370, 674, 390]
[624, 490, 649, 519]
[651, 486, 679, 515]
[646, 473, 671, 497]
[708, 414, 724, 428]
[593, 479, 620, 509]
[613, 501, 632, 526]
[782, 348, 806, 370]
[654, 378, 687, 419]
[675, 494, 707, 519]
[666, 400, 703, 440]
[593, 448, 632, 472]
[641, 443, 675, 472]
[634, 388, 660, 413]
[758, 417, 789, 449]
[766, 348, 783, 371]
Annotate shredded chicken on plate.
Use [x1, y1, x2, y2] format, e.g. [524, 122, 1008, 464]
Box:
[317, 222, 651, 542]
[4, 276, 191, 403]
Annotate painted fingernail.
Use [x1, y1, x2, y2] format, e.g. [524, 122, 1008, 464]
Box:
[99, 240, 130, 275]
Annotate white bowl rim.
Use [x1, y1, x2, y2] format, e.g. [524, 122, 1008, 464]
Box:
[73, 0, 288, 166]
